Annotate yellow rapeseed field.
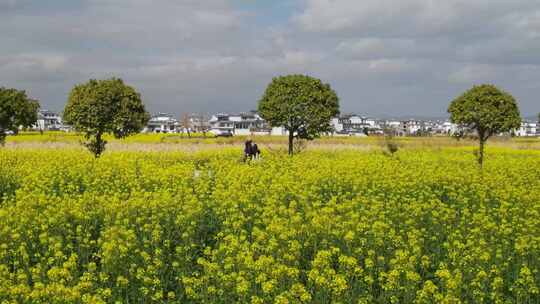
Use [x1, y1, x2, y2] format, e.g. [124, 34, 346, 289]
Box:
[0, 145, 539, 303]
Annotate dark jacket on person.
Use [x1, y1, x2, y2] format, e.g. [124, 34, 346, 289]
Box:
[252, 144, 260, 156]
[244, 141, 253, 155]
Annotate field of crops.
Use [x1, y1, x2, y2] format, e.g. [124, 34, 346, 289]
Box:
[6, 132, 540, 150]
[1, 144, 540, 303]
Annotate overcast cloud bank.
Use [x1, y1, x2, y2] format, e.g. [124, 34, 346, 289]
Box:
[1, 0, 539, 117]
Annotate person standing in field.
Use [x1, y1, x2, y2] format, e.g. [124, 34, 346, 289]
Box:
[244, 139, 254, 162]
[252, 143, 261, 160]
[243, 140, 261, 162]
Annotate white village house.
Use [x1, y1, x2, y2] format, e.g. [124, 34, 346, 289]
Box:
[35, 110, 63, 131]
[439, 121, 459, 135]
[143, 113, 180, 133]
[209, 112, 270, 136]
[187, 114, 210, 133]
[331, 114, 382, 136]
[382, 120, 401, 130]
[399, 120, 423, 136]
[515, 122, 538, 137]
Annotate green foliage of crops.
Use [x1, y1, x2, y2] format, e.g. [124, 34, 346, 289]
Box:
[0, 147, 539, 303]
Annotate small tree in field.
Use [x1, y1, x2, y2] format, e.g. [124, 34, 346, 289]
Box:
[181, 113, 192, 138]
[0, 87, 39, 146]
[448, 84, 521, 167]
[63, 78, 150, 157]
[258, 75, 339, 155]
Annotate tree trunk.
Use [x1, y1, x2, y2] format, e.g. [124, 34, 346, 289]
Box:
[288, 131, 294, 155]
[93, 132, 105, 158]
[0, 129, 5, 146]
[96, 132, 102, 158]
[479, 138, 485, 168]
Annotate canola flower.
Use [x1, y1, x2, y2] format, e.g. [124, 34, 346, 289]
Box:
[0, 146, 539, 303]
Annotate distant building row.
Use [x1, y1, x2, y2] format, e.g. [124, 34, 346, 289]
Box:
[331, 115, 460, 136]
[139, 111, 289, 136]
[205, 112, 539, 137]
[30, 110, 540, 137]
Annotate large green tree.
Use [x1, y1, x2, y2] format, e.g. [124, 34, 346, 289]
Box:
[63, 78, 150, 157]
[258, 75, 340, 155]
[0, 87, 40, 145]
[448, 84, 521, 167]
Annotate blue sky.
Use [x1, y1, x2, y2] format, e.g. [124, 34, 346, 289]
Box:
[232, 0, 300, 26]
[1, 0, 539, 118]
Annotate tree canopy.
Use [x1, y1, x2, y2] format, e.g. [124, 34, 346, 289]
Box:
[258, 75, 339, 155]
[0, 87, 40, 145]
[63, 78, 150, 157]
[448, 84, 521, 166]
